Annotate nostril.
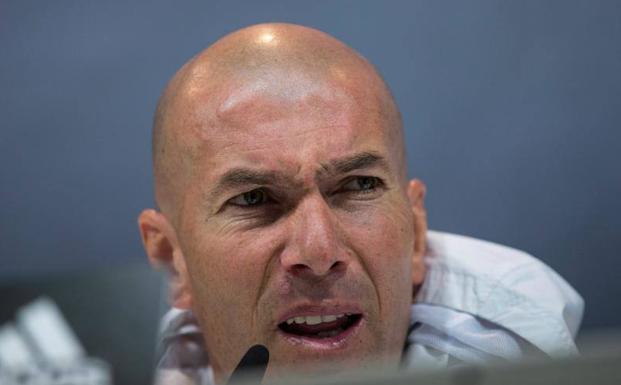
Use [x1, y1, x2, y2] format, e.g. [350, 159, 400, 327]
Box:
[330, 260, 345, 272]
[287, 259, 345, 278]
[289, 263, 311, 276]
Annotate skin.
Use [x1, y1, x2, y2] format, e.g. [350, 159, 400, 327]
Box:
[138, 23, 428, 384]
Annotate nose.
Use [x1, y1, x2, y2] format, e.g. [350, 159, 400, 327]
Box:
[280, 194, 347, 278]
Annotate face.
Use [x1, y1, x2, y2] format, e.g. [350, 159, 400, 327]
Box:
[143, 72, 424, 383]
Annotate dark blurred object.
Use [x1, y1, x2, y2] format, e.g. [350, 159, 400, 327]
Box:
[0, 264, 163, 385]
[0, 356, 112, 385]
[250, 331, 621, 385]
[228, 344, 269, 385]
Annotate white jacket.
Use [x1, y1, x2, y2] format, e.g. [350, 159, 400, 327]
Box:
[405, 231, 583, 370]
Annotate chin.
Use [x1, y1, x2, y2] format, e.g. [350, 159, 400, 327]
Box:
[264, 351, 398, 383]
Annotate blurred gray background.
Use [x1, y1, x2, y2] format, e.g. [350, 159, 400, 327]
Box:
[1, 0, 619, 346]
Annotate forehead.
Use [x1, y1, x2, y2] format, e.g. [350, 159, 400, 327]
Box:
[185, 73, 396, 184]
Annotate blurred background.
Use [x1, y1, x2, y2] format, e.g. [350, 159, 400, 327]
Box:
[1, 1, 620, 384]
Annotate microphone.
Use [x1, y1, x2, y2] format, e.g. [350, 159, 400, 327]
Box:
[227, 344, 270, 384]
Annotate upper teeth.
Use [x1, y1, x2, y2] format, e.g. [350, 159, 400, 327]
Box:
[285, 314, 346, 325]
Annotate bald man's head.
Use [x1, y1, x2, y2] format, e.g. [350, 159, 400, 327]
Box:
[152, 23, 405, 218]
[142, 24, 428, 383]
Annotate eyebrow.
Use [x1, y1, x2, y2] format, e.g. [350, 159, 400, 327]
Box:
[323, 151, 389, 175]
[210, 169, 286, 200]
[209, 151, 389, 200]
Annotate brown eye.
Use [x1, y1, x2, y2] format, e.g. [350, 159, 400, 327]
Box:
[357, 176, 378, 191]
[229, 189, 268, 206]
[342, 176, 381, 193]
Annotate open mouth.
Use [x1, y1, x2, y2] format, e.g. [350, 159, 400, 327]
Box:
[278, 313, 362, 339]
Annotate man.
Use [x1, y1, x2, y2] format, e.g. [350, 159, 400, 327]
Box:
[138, 23, 583, 384]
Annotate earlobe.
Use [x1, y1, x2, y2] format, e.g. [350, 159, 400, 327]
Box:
[407, 179, 428, 288]
[138, 209, 193, 309]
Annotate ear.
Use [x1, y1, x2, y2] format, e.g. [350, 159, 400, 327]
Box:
[138, 209, 192, 309]
[407, 179, 428, 289]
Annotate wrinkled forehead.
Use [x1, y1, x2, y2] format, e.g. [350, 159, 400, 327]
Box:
[183, 54, 388, 124]
[182, 68, 399, 180]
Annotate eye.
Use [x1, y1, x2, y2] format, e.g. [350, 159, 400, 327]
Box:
[341, 176, 383, 193]
[228, 188, 269, 207]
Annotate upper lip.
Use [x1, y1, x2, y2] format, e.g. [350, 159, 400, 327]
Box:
[276, 302, 363, 326]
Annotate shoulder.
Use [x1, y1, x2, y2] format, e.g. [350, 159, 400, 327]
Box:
[416, 230, 585, 356]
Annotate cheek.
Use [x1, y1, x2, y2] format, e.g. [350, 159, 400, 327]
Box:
[178, 226, 281, 370]
[339, 200, 414, 300]
[342, 200, 412, 261]
[185, 230, 275, 308]
[181, 219, 290, 325]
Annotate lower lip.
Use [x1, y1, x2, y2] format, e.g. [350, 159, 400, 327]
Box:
[278, 316, 364, 350]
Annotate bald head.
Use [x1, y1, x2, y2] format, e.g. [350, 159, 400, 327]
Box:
[153, 23, 404, 217]
[143, 25, 426, 382]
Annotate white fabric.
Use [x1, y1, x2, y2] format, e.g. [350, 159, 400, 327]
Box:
[415, 231, 584, 358]
[406, 304, 529, 368]
[154, 231, 584, 383]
